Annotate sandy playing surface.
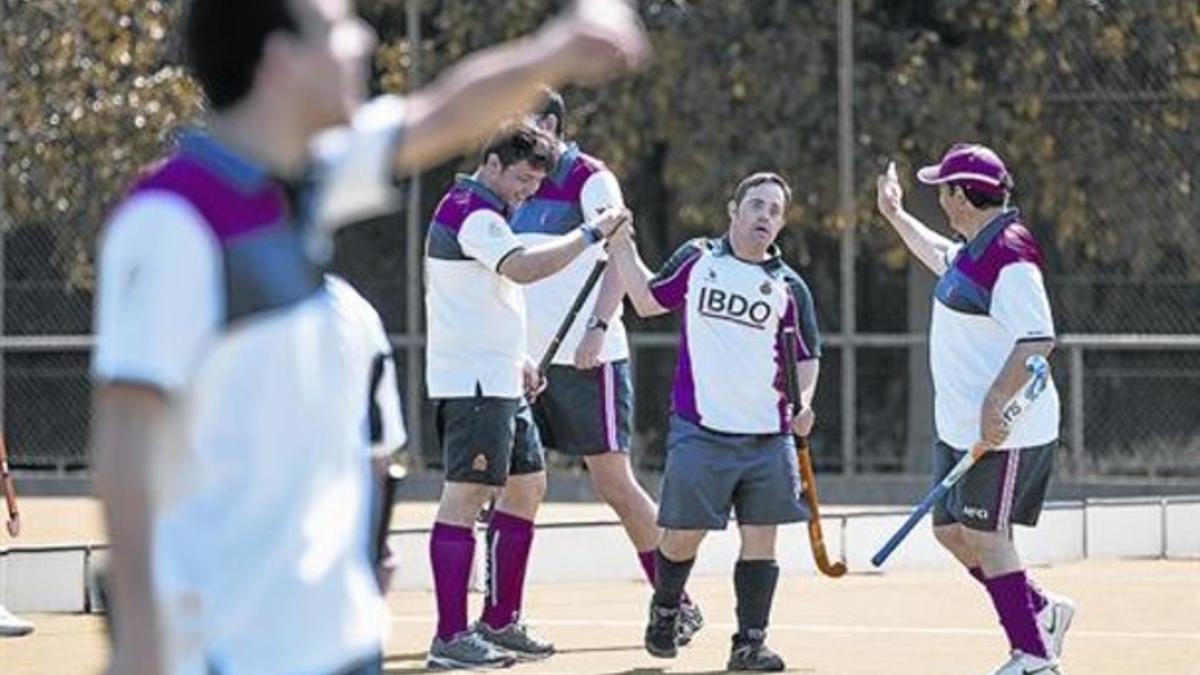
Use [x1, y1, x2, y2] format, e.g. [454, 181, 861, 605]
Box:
[4, 559, 1198, 674]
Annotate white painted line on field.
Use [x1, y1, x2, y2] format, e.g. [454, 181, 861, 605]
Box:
[390, 616, 1200, 641]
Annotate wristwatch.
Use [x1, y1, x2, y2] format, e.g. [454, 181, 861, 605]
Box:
[580, 224, 603, 245]
[586, 316, 609, 332]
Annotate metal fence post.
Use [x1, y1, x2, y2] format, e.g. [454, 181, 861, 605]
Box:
[404, 0, 424, 467]
[837, 0, 857, 474]
[1070, 344, 1084, 476]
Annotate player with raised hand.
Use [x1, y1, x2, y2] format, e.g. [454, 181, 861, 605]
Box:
[91, 0, 649, 673]
[511, 89, 705, 645]
[0, 435, 35, 638]
[609, 173, 821, 672]
[424, 123, 631, 669]
[876, 145, 1074, 675]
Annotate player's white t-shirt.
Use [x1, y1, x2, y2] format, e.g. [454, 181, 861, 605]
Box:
[511, 143, 630, 366]
[650, 238, 821, 435]
[92, 101, 406, 675]
[424, 175, 528, 398]
[929, 209, 1060, 449]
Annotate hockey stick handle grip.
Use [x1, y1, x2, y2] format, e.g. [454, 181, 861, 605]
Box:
[537, 259, 607, 375]
[869, 445, 984, 567]
[871, 355, 1050, 567]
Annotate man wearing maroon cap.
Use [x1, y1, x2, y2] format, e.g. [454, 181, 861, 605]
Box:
[877, 144, 1074, 675]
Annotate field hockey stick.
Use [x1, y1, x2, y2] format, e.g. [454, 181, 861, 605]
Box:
[782, 325, 847, 578]
[1, 435, 20, 537]
[372, 462, 407, 565]
[479, 260, 608, 525]
[537, 258, 608, 375]
[870, 354, 1051, 568]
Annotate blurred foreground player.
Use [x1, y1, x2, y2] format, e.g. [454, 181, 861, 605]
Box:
[91, 0, 648, 673]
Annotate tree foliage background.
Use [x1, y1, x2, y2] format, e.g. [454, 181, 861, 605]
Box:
[1, 0, 1196, 471]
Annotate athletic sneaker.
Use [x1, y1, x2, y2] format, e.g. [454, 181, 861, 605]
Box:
[986, 650, 1063, 674]
[1038, 593, 1076, 658]
[727, 630, 785, 672]
[644, 602, 680, 659]
[676, 597, 705, 646]
[0, 605, 34, 637]
[473, 620, 555, 660]
[427, 631, 517, 669]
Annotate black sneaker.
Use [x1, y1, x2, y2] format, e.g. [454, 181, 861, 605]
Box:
[727, 630, 785, 672]
[644, 602, 680, 659]
[676, 597, 705, 646]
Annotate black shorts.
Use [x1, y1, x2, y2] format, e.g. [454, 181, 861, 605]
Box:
[434, 394, 545, 486]
[931, 440, 1057, 532]
[531, 360, 632, 455]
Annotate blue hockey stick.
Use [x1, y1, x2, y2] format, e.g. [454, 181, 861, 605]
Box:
[871, 354, 1051, 568]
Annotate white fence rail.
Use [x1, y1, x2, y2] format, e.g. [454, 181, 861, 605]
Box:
[2, 496, 1197, 613]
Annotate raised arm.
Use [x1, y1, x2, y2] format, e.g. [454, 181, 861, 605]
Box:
[876, 161, 957, 276]
[498, 208, 630, 284]
[393, 0, 649, 175]
[606, 229, 670, 317]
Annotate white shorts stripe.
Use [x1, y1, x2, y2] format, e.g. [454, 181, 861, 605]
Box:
[997, 449, 1021, 530]
[602, 362, 618, 450]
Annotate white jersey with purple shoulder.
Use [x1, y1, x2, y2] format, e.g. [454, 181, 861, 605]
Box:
[510, 142, 629, 365]
[649, 237, 821, 435]
[930, 208, 1060, 449]
[424, 175, 529, 399]
[92, 96, 408, 675]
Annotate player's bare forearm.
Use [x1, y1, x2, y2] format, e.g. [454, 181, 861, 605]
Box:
[985, 340, 1056, 410]
[500, 231, 591, 284]
[883, 209, 955, 276]
[392, 1, 648, 174]
[796, 358, 819, 408]
[590, 261, 625, 322]
[91, 384, 170, 666]
[393, 39, 560, 174]
[501, 209, 628, 284]
[980, 340, 1055, 446]
[876, 161, 954, 275]
[608, 238, 667, 317]
[1, 436, 19, 536]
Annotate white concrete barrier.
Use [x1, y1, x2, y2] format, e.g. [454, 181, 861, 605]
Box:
[1016, 504, 1085, 565]
[1165, 499, 1200, 558]
[1084, 500, 1164, 559]
[2, 547, 88, 613]
[3, 497, 1198, 612]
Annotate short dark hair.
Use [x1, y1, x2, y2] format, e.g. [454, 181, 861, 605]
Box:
[952, 181, 1009, 209]
[480, 123, 557, 172]
[534, 87, 567, 137]
[184, 0, 299, 110]
[733, 172, 793, 206]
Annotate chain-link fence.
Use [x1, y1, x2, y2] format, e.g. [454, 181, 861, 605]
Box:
[1, 0, 1196, 478]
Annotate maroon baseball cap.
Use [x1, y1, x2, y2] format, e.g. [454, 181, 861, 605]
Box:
[917, 143, 1012, 195]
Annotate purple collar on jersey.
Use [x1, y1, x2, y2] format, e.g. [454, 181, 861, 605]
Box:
[177, 128, 274, 192]
[546, 142, 581, 185]
[712, 235, 785, 273]
[962, 208, 1022, 261]
[455, 173, 509, 216]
